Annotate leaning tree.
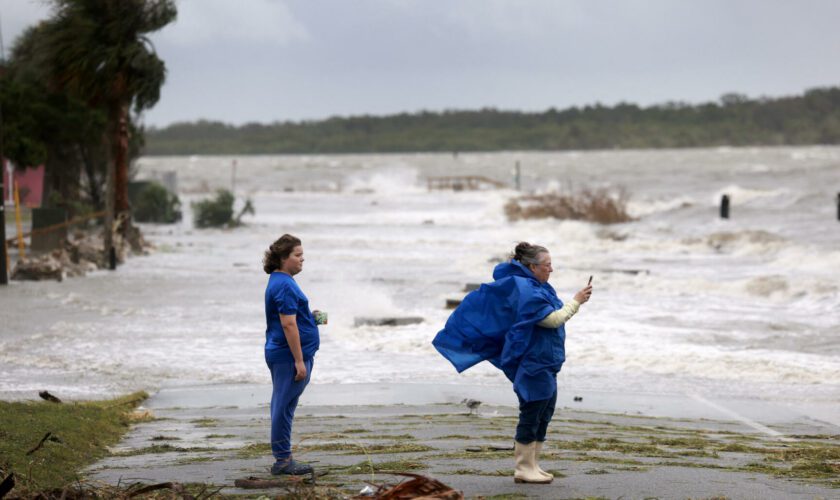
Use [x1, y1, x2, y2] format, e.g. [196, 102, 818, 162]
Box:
[39, 0, 176, 222]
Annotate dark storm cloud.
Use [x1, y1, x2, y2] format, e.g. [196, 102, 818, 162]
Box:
[3, 0, 840, 126]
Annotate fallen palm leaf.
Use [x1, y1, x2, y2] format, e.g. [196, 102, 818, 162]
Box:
[38, 391, 62, 404]
[0, 472, 15, 499]
[26, 432, 58, 456]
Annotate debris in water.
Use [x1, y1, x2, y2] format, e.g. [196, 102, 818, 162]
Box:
[39, 391, 62, 403]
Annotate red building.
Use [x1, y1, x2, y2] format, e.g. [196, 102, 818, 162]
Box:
[3, 159, 44, 207]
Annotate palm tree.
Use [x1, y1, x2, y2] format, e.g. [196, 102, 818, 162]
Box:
[39, 0, 176, 217]
[4, 25, 111, 215]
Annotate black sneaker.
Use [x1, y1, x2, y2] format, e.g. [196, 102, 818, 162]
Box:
[271, 458, 314, 476]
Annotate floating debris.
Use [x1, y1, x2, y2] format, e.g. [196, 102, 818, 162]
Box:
[354, 317, 424, 327]
[444, 298, 462, 309]
[354, 472, 463, 500]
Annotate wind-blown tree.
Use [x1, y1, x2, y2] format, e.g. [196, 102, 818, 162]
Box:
[2, 25, 109, 214]
[38, 0, 176, 217]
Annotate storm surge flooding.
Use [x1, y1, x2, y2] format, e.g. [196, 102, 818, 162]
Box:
[1, 147, 838, 420]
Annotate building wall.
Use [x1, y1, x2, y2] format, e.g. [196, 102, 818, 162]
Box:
[3, 159, 44, 207]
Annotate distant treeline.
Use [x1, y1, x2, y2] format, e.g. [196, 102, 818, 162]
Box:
[145, 87, 840, 155]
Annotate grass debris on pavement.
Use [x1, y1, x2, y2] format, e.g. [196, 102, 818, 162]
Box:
[82, 400, 840, 498]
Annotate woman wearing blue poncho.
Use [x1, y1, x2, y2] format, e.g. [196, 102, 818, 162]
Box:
[433, 242, 592, 484]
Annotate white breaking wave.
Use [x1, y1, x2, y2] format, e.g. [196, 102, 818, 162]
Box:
[712, 185, 792, 206]
[627, 196, 695, 217]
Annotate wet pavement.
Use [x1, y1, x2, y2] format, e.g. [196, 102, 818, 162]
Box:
[87, 384, 840, 499]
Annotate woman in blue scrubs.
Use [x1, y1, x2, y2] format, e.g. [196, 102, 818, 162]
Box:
[262, 234, 320, 475]
[433, 242, 592, 484]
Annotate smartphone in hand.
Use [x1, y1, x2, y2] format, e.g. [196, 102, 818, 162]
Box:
[588, 275, 593, 286]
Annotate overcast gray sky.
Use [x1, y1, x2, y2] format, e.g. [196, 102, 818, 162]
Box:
[3, 0, 840, 127]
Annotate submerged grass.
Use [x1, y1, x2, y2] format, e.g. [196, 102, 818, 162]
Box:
[111, 444, 222, 457]
[150, 435, 181, 441]
[567, 454, 650, 467]
[0, 391, 148, 490]
[189, 418, 218, 428]
[237, 442, 272, 458]
[339, 459, 428, 475]
[437, 449, 511, 460]
[172, 455, 226, 466]
[300, 442, 434, 454]
[340, 428, 370, 434]
[551, 437, 676, 457]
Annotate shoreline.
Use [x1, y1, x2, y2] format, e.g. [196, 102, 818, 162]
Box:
[144, 381, 840, 436]
[5, 381, 839, 432]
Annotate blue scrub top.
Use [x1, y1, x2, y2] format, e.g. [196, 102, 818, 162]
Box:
[265, 272, 320, 364]
[433, 260, 566, 402]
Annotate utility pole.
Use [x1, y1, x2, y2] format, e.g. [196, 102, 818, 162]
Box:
[514, 161, 521, 191]
[1, 3, 10, 283]
[0, 161, 7, 285]
[0, 85, 7, 284]
[231, 159, 237, 194]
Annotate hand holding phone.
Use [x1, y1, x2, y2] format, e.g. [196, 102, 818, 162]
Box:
[575, 276, 593, 304]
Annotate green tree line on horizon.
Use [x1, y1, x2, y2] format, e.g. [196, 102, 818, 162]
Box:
[145, 87, 840, 155]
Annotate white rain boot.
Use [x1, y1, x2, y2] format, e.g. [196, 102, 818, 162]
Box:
[534, 441, 553, 480]
[514, 441, 552, 484]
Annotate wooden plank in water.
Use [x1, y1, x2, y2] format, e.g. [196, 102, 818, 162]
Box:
[354, 316, 425, 327]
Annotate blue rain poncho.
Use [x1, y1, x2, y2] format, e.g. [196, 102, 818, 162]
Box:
[432, 260, 566, 402]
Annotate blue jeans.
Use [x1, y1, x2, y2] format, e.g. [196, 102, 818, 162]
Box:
[515, 390, 557, 444]
[268, 358, 313, 460]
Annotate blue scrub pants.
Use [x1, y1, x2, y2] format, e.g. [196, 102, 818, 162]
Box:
[515, 389, 557, 443]
[268, 358, 313, 460]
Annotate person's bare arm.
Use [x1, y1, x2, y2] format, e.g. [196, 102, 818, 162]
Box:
[280, 314, 307, 381]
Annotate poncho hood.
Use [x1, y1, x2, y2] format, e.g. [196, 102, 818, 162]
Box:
[492, 259, 538, 282]
[432, 259, 567, 402]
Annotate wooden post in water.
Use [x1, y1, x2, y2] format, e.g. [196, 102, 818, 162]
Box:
[837, 192, 840, 221]
[514, 161, 521, 191]
[720, 194, 730, 219]
[0, 186, 6, 285]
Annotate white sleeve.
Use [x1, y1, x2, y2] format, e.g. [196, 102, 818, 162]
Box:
[537, 299, 580, 328]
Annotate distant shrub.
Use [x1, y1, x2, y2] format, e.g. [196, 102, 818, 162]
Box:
[192, 189, 234, 228]
[133, 182, 182, 223]
[505, 187, 633, 224]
